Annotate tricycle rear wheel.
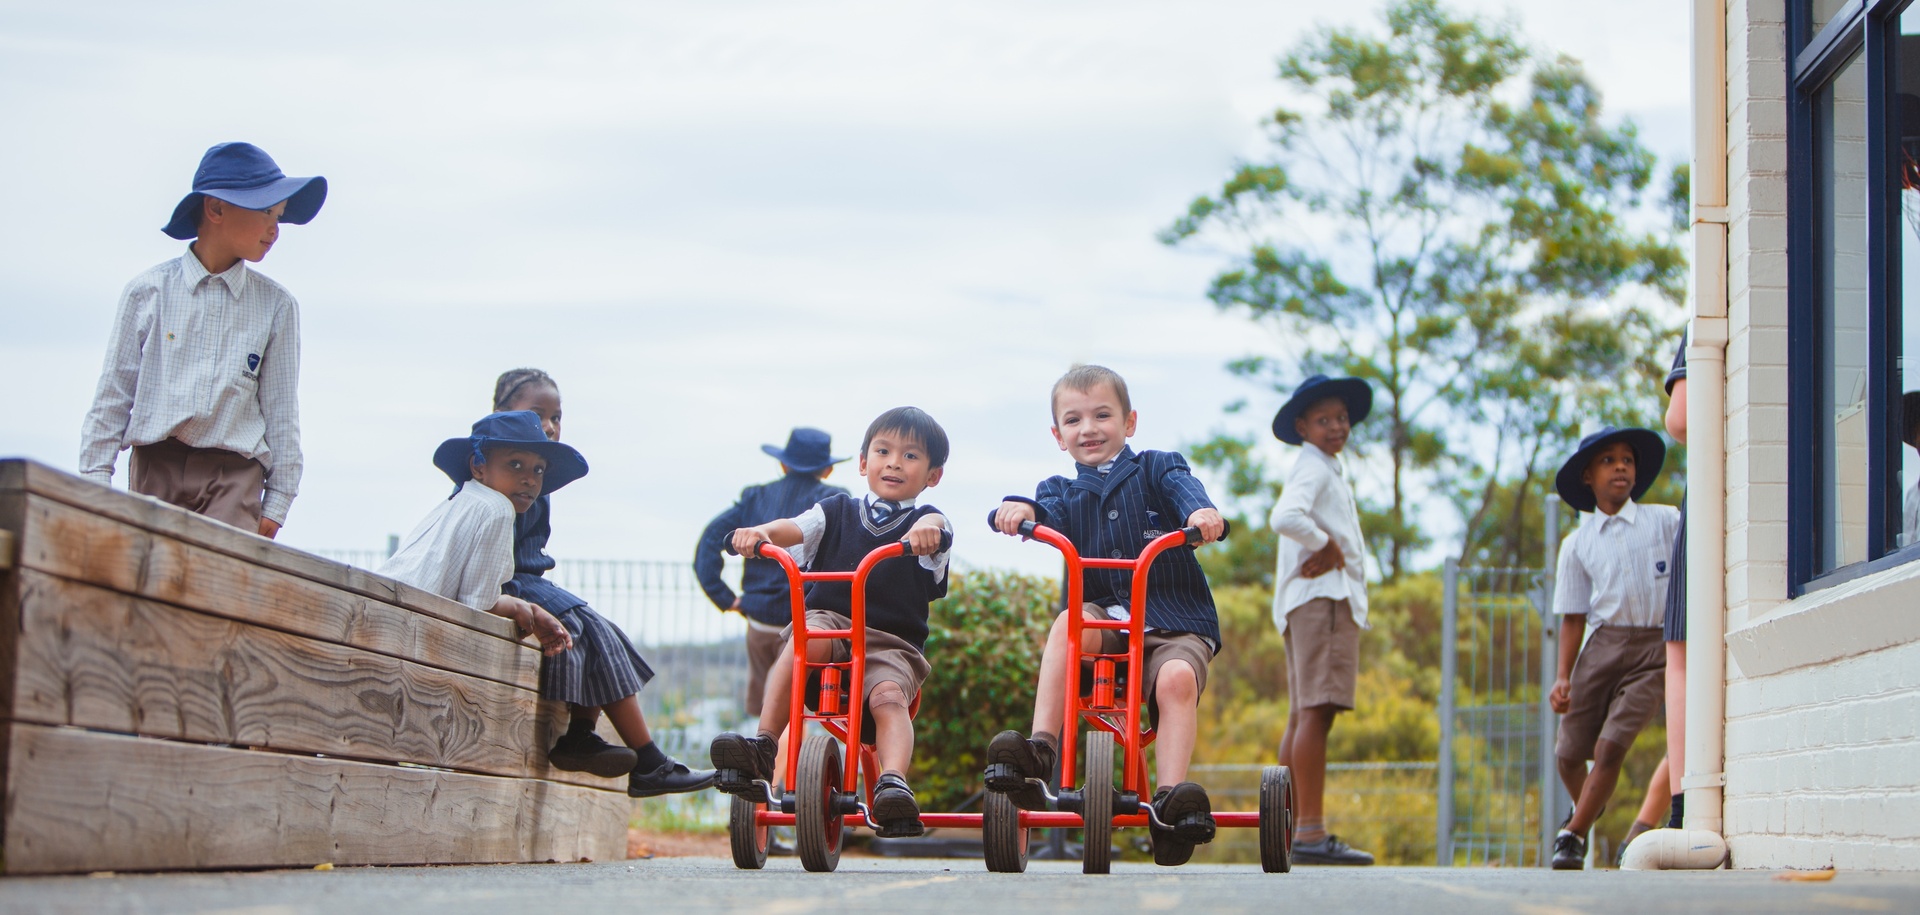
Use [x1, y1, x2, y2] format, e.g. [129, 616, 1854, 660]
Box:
[983, 788, 1030, 873]
[1081, 730, 1114, 875]
[1259, 764, 1294, 873]
[796, 733, 844, 872]
[728, 793, 769, 870]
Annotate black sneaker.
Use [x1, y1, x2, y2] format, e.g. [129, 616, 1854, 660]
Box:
[1551, 830, 1587, 870]
[548, 731, 641, 778]
[870, 774, 924, 838]
[984, 730, 1056, 811]
[709, 732, 778, 797]
[1148, 782, 1215, 866]
[1292, 834, 1375, 866]
[628, 758, 717, 798]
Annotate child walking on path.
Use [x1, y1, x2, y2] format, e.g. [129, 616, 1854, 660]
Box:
[694, 428, 850, 717]
[80, 142, 326, 538]
[986, 364, 1226, 867]
[490, 369, 715, 798]
[378, 410, 578, 653]
[709, 407, 954, 838]
[1548, 426, 1680, 870]
[1268, 374, 1377, 866]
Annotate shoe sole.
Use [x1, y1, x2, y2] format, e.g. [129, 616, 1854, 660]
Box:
[629, 771, 717, 799]
[1291, 853, 1375, 866]
[984, 733, 1050, 811]
[550, 750, 641, 779]
[1155, 783, 1216, 845]
[870, 789, 924, 838]
[710, 736, 774, 782]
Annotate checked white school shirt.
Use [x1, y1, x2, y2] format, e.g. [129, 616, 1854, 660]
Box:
[379, 481, 516, 614]
[78, 249, 303, 522]
[1551, 499, 1683, 629]
[1269, 441, 1370, 629]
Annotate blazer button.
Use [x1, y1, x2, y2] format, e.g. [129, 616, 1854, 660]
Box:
[1110, 549, 1123, 558]
[1108, 510, 1118, 520]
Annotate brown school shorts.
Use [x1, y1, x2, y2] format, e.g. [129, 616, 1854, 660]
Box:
[1555, 625, 1666, 762]
[1284, 597, 1360, 711]
[781, 609, 932, 702]
[1081, 604, 1214, 723]
[744, 620, 785, 715]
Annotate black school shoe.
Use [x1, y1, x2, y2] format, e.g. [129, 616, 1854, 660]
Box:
[709, 732, 779, 798]
[870, 774, 925, 838]
[1148, 782, 1216, 866]
[548, 731, 641, 778]
[1551, 830, 1587, 870]
[629, 758, 717, 798]
[1292, 834, 1375, 866]
[984, 730, 1057, 811]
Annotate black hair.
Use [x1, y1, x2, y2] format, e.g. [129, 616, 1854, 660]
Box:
[862, 406, 950, 469]
[493, 368, 558, 411]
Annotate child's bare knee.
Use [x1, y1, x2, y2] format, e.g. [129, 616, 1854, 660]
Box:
[870, 680, 910, 712]
[1157, 661, 1199, 704]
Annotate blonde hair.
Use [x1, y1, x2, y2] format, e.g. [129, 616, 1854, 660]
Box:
[1051, 364, 1131, 422]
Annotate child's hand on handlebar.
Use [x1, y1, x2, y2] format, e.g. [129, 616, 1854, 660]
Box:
[904, 517, 949, 556]
[730, 526, 772, 556]
[1185, 507, 1226, 543]
[993, 501, 1036, 536]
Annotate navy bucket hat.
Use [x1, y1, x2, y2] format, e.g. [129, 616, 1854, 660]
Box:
[761, 427, 848, 474]
[433, 411, 589, 495]
[1272, 374, 1374, 445]
[1554, 426, 1666, 513]
[162, 142, 328, 240]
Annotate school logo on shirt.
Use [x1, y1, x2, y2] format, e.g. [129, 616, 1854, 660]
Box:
[1656, 561, 1668, 574]
[245, 353, 260, 378]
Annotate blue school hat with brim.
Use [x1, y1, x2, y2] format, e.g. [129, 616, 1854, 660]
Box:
[1272, 374, 1373, 445]
[162, 142, 328, 240]
[432, 411, 589, 495]
[1554, 426, 1665, 513]
[761, 427, 848, 474]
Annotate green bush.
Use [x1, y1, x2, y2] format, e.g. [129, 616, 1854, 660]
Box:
[913, 569, 1055, 811]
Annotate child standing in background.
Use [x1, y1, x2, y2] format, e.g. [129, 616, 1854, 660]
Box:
[491, 369, 715, 798]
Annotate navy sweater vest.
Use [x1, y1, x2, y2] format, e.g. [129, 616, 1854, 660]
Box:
[803, 493, 948, 650]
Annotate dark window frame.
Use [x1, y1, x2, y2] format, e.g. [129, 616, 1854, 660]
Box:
[1788, 0, 1920, 594]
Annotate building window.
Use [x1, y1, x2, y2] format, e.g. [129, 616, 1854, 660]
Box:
[1789, 0, 1920, 590]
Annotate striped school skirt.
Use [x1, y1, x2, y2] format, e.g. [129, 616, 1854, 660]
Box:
[510, 573, 655, 708]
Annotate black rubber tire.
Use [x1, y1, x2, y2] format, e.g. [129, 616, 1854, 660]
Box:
[796, 733, 844, 872]
[983, 787, 1030, 873]
[1082, 730, 1114, 875]
[1260, 764, 1294, 874]
[729, 793, 769, 870]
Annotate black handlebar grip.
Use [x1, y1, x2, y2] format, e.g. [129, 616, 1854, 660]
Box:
[1182, 519, 1232, 545]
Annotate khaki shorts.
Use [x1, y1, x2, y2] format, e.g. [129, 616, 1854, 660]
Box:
[1079, 604, 1214, 724]
[781, 609, 932, 702]
[1284, 597, 1360, 711]
[130, 438, 266, 530]
[744, 620, 785, 715]
[1555, 625, 1665, 762]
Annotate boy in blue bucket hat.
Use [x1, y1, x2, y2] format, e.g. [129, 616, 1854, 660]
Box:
[1546, 426, 1679, 870]
[1267, 373, 1377, 866]
[79, 142, 327, 538]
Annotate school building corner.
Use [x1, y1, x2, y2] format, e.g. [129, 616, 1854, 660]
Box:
[1702, 0, 1920, 871]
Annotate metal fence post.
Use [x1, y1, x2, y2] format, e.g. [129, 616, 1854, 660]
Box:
[1538, 495, 1562, 865]
[1437, 557, 1459, 866]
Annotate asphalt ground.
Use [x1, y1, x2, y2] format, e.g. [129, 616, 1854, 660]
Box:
[4, 857, 1918, 915]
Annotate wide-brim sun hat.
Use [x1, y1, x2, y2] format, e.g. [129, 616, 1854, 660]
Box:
[1554, 426, 1666, 513]
[433, 410, 589, 495]
[162, 142, 328, 240]
[1272, 374, 1374, 445]
[760, 426, 848, 474]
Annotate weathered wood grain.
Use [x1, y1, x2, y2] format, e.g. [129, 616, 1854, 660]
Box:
[1, 723, 632, 874]
[14, 494, 538, 690]
[0, 460, 517, 641]
[11, 569, 554, 777]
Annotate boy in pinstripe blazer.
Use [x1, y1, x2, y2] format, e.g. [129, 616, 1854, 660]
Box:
[986, 364, 1227, 866]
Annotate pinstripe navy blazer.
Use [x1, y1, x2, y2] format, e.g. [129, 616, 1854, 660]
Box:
[1001, 446, 1221, 648]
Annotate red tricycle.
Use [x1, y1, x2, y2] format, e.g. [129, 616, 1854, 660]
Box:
[980, 519, 1295, 874]
[720, 531, 979, 873]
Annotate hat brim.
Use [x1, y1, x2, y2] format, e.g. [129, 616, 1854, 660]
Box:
[434, 435, 589, 496]
[162, 175, 328, 240]
[760, 443, 849, 474]
[1554, 428, 1666, 513]
[1272, 378, 1374, 445]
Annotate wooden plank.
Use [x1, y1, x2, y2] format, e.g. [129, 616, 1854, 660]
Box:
[0, 460, 516, 641]
[14, 494, 537, 691]
[2, 723, 631, 874]
[10, 569, 561, 779]
[0, 489, 23, 818]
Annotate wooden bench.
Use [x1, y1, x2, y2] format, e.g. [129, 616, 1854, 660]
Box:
[0, 459, 631, 874]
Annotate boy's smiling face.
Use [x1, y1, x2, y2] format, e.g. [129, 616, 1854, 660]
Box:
[861, 430, 942, 502]
[1580, 441, 1638, 512]
[1052, 382, 1137, 467]
[470, 446, 548, 513]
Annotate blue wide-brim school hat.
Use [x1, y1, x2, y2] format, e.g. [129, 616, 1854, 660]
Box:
[1554, 426, 1666, 513]
[1272, 374, 1373, 445]
[162, 142, 328, 240]
[761, 427, 848, 474]
[432, 411, 589, 495]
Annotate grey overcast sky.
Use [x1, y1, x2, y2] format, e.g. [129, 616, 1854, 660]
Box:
[0, 1, 1691, 577]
